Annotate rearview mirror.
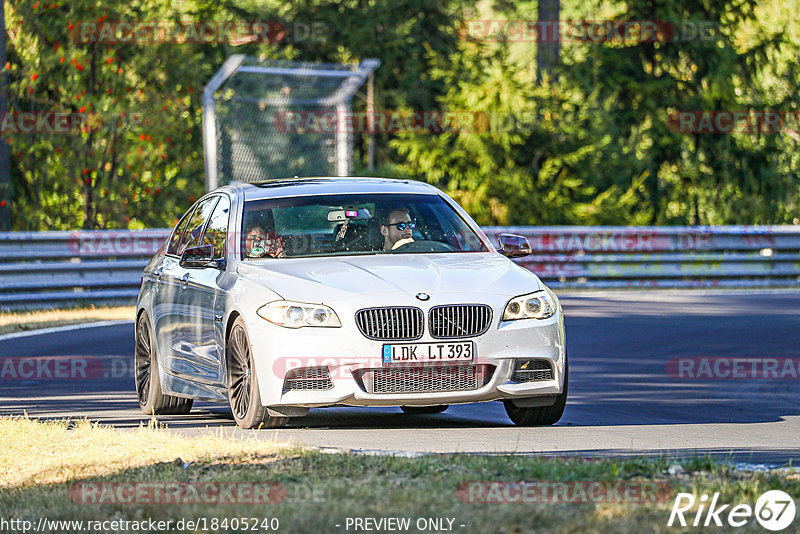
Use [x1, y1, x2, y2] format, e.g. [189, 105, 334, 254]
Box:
[327, 208, 371, 222]
[180, 244, 220, 269]
[497, 234, 532, 258]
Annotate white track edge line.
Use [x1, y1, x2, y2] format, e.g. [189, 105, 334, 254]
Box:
[0, 320, 134, 341]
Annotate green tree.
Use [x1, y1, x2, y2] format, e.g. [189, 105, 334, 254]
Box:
[5, 0, 294, 229]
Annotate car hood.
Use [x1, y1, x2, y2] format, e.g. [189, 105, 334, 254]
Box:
[236, 252, 542, 302]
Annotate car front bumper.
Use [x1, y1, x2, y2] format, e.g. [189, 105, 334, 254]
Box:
[246, 307, 566, 409]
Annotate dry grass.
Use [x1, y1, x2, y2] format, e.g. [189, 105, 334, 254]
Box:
[0, 417, 293, 489]
[0, 306, 135, 335]
[0, 417, 797, 533]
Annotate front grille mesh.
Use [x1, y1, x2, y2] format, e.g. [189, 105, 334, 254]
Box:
[510, 360, 554, 382]
[358, 364, 494, 394]
[283, 366, 333, 392]
[429, 304, 492, 338]
[355, 307, 424, 340]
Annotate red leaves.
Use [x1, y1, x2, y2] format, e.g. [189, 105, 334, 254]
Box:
[75, 63, 85, 71]
[31, 73, 38, 81]
[78, 106, 86, 113]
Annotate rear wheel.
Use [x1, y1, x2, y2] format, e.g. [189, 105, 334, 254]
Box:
[135, 312, 193, 415]
[400, 405, 448, 415]
[504, 358, 568, 426]
[226, 317, 288, 429]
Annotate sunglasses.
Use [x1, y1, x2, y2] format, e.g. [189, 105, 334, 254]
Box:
[387, 221, 416, 231]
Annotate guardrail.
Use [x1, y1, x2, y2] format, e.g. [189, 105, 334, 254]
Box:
[0, 230, 170, 309]
[484, 226, 800, 289]
[1, 226, 799, 309]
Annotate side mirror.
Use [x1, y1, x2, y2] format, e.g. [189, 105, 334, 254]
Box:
[497, 233, 532, 258]
[180, 244, 221, 269]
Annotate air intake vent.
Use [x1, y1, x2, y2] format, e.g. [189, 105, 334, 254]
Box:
[283, 366, 333, 392]
[510, 360, 554, 382]
[355, 364, 494, 394]
[429, 304, 492, 339]
[355, 307, 424, 341]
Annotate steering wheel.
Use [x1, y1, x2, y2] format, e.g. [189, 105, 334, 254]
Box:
[391, 240, 455, 253]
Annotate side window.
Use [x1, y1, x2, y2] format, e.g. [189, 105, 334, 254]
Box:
[203, 196, 230, 259]
[167, 206, 196, 256]
[177, 197, 218, 255]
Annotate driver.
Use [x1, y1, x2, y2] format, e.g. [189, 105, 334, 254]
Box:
[379, 206, 416, 251]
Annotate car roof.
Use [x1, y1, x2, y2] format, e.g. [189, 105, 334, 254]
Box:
[228, 177, 441, 201]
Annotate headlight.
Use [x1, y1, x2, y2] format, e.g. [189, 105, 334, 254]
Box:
[257, 301, 342, 328]
[502, 289, 557, 321]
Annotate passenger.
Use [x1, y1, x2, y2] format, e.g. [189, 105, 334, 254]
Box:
[244, 223, 285, 258]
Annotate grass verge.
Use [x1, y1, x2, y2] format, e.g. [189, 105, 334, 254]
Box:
[0, 306, 135, 335]
[1, 417, 797, 533]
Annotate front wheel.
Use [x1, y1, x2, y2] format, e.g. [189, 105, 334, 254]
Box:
[503, 359, 568, 426]
[226, 317, 288, 429]
[135, 311, 193, 415]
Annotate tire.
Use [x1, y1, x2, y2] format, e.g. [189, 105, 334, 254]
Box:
[226, 317, 288, 429]
[135, 311, 193, 416]
[400, 405, 449, 415]
[503, 357, 568, 426]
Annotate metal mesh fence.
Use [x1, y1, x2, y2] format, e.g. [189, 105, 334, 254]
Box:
[203, 56, 379, 188]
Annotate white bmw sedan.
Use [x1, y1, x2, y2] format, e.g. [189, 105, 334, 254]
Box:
[135, 177, 567, 429]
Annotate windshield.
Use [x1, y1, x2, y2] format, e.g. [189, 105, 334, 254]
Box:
[241, 193, 488, 259]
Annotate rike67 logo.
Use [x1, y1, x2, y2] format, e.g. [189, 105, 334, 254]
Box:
[668, 490, 796, 531]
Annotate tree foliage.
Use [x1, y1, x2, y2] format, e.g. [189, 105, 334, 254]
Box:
[4, 0, 799, 229]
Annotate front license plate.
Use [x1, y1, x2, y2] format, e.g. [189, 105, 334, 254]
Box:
[382, 342, 474, 365]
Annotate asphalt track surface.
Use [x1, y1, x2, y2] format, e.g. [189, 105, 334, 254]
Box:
[1, 291, 798, 466]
